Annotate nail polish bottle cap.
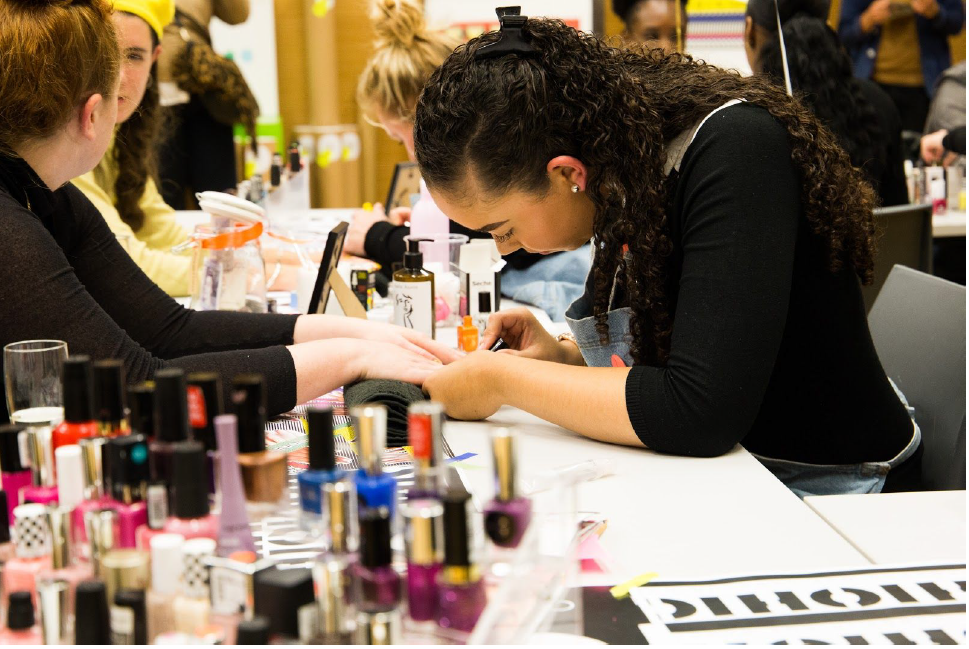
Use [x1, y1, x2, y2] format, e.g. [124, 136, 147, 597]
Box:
[236, 616, 271, 644]
[13, 502, 51, 558]
[154, 369, 190, 443]
[6, 591, 34, 630]
[46, 505, 74, 570]
[114, 588, 147, 643]
[106, 434, 149, 504]
[232, 374, 267, 454]
[0, 424, 28, 473]
[150, 534, 184, 596]
[408, 402, 444, 467]
[182, 537, 217, 599]
[62, 355, 95, 423]
[55, 445, 85, 511]
[307, 407, 335, 471]
[103, 549, 149, 604]
[75, 580, 111, 644]
[93, 360, 126, 425]
[25, 426, 55, 486]
[187, 373, 222, 452]
[79, 436, 109, 500]
[172, 441, 210, 519]
[323, 480, 357, 554]
[127, 382, 155, 439]
[350, 403, 387, 475]
[38, 579, 70, 644]
[441, 489, 474, 570]
[359, 505, 392, 568]
[401, 498, 443, 566]
[0, 491, 10, 543]
[491, 427, 519, 502]
[355, 610, 402, 645]
[253, 566, 315, 640]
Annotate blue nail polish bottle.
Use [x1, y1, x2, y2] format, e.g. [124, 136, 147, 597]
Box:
[351, 405, 398, 518]
[298, 408, 346, 533]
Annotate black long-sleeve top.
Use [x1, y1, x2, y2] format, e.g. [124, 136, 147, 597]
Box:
[614, 104, 912, 463]
[942, 125, 966, 155]
[857, 79, 910, 207]
[0, 154, 299, 420]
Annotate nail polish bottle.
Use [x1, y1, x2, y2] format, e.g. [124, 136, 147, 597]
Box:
[483, 428, 532, 548]
[101, 547, 149, 607]
[231, 376, 287, 520]
[0, 591, 41, 644]
[213, 416, 256, 556]
[150, 369, 190, 489]
[298, 408, 346, 533]
[436, 489, 487, 633]
[162, 442, 217, 541]
[173, 537, 216, 635]
[74, 580, 111, 644]
[37, 506, 92, 608]
[110, 588, 147, 644]
[253, 566, 318, 644]
[104, 435, 149, 548]
[408, 402, 445, 498]
[235, 616, 271, 644]
[70, 437, 111, 558]
[51, 356, 98, 453]
[21, 427, 58, 506]
[0, 492, 15, 563]
[187, 373, 222, 503]
[205, 551, 276, 645]
[458, 315, 479, 352]
[353, 506, 401, 613]
[37, 578, 70, 644]
[0, 426, 30, 521]
[94, 360, 129, 437]
[54, 445, 84, 512]
[127, 382, 155, 440]
[84, 508, 119, 579]
[351, 404, 397, 515]
[134, 480, 171, 550]
[354, 610, 403, 645]
[146, 533, 182, 643]
[3, 503, 52, 606]
[402, 498, 444, 622]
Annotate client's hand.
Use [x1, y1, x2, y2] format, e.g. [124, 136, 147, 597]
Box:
[479, 308, 578, 364]
[326, 317, 463, 365]
[423, 352, 504, 420]
[346, 203, 391, 257]
[350, 339, 443, 386]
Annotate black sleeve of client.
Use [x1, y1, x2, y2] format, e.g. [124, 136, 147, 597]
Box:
[0, 154, 299, 417]
[364, 217, 548, 271]
[608, 104, 912, 463]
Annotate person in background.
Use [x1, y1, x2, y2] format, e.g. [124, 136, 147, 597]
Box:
[923, 61, 966, 135]
[746, 0, 908, 206]
[838, 0, 964, 132]
[348, 0, 590, 321]
[613, 0, 689, 52]
[0, 0, 458, 421]
[156, 0, 249, 208]
[73, 0, 193, 296]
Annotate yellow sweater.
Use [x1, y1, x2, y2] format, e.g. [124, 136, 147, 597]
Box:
[72, 145, 193, 296]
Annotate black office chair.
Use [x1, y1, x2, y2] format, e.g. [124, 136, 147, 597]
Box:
[863, 204, 934, 312]
[868, 265, 966, 490]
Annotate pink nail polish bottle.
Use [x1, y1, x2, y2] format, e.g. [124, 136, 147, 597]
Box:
[0, 425, 31, 521]
[2, 503, 53, 607]
[0, 492, 16, 563]
[103, 435, 149, 548]
[70, 437, 112, 559]
[162, 442, 217, 541]
[36, 506, 92, 614]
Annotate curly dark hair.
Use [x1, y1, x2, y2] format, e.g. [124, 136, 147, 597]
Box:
[114, 21, 162, 233]
[414, 18, 876, 366]
[749, 5, 887, 191]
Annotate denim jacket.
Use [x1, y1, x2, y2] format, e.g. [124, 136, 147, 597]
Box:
[839, 0, 965, 96]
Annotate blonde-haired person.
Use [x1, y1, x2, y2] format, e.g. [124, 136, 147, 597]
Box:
[72, 0, 193, 296]
[348, 0, 590, 322]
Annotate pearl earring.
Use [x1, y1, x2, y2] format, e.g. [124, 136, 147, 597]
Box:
[571, 184, 580, 193]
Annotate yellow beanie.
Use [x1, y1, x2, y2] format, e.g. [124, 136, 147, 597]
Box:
[113, 0, 176, 41]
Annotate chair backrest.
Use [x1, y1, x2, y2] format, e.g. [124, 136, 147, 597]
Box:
[863, 204, 933, 312]
[868, 265, 966, 490]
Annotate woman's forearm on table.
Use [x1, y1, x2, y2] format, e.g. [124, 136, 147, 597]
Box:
[287, 339, 361, 404]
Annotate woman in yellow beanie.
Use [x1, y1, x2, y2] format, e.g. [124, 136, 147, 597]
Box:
[72, 0, 193, 296]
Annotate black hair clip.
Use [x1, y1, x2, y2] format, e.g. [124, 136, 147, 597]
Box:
[474, 6, 537, 60]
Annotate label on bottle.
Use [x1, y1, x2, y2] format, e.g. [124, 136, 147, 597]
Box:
[110, 605, 135, 645]
[209, 566, 249, 616]
[391, 280, 434, 338]
[147, 483, 169, 529]
[297, 602, 320, 643]
[186, 386, 207, 428]
[409, 413, 432, 460]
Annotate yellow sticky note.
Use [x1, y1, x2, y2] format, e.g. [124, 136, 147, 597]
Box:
[610, 572, 658, 600]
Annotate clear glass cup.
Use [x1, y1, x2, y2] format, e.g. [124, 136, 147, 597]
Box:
[3, 340, 68, 427]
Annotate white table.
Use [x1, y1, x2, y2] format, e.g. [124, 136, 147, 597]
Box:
[933, 210, 967, 238]
[804, 491, 966, 565]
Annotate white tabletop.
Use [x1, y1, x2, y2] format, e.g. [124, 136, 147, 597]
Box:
[446, 408, 870, 584]
[933, 210, 967, 238]
[804, 491, 967, 565]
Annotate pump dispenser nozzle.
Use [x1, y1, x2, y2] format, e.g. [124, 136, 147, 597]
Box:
[403, 238, 429, 271]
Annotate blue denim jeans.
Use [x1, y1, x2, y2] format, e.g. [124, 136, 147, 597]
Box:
[752, 381, 921, 498]
[500, 245, 592, 322]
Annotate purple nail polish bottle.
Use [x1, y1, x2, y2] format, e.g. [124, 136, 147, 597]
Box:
[483, 428, 532, 549]
[353, 506, 401, 613]
[407, 403, 445, 499]
[401, 498, 443, 622]
[436, 490, 486, 633]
